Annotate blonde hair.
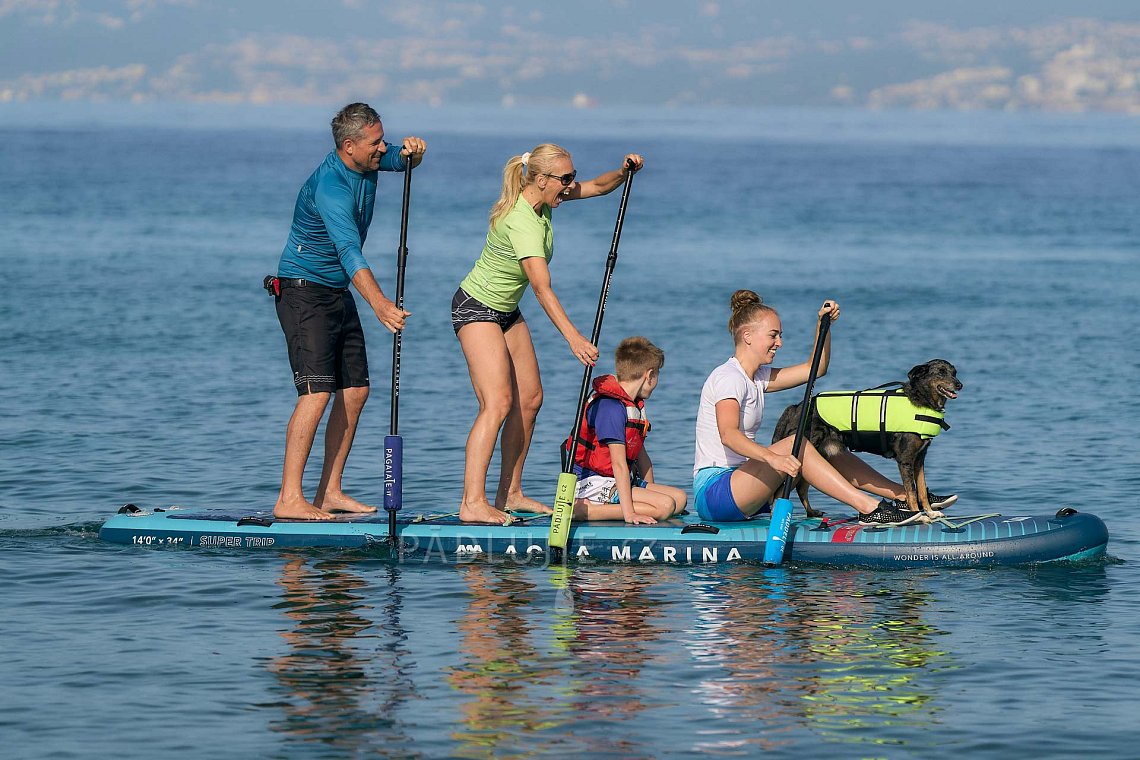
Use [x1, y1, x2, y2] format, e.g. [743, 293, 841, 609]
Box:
[728, 289, 777, 343]
[488, 143, 572, 228]
[614, 336, 665, 380]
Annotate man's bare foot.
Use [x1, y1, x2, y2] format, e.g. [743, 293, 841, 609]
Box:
[316, 492, 378, 514]
[497, 493, 553, 514]
[274, 497, 335, 521]
[459, 501, 515, 525]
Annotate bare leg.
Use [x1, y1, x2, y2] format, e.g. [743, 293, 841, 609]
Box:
[457, 323, 515, 524]
[313, 385, 376, 514]
[494, 320, 551, 513]
[274, 392, 335, 521]
[644, 482, 688, 515]
[828, 450, 905, 500]
[573, 487, 677, 522]
[731, 438, 882, 516]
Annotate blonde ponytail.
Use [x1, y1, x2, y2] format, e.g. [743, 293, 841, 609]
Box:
[488, 143, 572, 228]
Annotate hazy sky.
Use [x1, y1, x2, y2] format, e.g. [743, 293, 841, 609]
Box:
[3, 1, 1140, 111]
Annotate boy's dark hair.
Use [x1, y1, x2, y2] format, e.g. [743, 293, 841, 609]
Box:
[614, 336, 664, 381]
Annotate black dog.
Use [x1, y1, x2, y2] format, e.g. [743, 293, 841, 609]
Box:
[772, 359, 962, 520]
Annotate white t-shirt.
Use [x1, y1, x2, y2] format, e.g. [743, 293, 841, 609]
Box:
[693, 357, 772, 475]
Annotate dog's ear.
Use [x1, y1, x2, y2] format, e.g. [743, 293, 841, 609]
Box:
[908, 362, 931, 384]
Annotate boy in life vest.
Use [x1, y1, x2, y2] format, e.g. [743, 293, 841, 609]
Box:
[565, 337, 688, 524]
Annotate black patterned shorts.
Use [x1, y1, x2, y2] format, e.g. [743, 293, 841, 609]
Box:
[451, 287, 523, 334]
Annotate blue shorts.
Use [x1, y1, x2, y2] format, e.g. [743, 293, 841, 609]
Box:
[693, 467, 747, 522]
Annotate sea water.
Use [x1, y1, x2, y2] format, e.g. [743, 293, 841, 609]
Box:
[3, 105, 1140, 758]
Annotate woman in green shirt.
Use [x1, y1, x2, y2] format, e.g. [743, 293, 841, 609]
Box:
[452, 143, 643, 524]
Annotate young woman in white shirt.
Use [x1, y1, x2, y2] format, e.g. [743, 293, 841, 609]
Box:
[692, 290, 910, 524]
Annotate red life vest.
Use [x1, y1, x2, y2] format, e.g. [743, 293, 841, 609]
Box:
[564, 374, 650, 477]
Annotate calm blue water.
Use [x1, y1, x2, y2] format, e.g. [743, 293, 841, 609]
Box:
[3, 105, 1140, 758]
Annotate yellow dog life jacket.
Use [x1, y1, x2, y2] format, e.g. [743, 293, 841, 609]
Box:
[813, 384, 949, 457]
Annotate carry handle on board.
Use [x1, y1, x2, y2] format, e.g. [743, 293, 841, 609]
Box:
[549, 160, 638, 555]
[384, 158, 414, 546]
[762, 310, 832, 565]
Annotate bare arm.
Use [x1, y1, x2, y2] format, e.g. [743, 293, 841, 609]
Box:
[519, 256, 599, 366]
[635, 447, 654, 485]
[352, 268, 410, 333]
[714, 398, 801, 479]
[564, 153, 643, 201]
[767, 300, 840, 392]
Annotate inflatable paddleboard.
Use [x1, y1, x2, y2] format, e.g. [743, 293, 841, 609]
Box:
[99, 505, 1107, 568]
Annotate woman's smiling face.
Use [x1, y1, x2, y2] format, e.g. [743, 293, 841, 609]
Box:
[743, 312, 783, 364]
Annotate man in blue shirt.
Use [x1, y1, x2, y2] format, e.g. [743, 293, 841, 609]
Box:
[272, 102, 426, 520]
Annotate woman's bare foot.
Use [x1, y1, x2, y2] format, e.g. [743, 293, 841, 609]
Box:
[459, 501, 515, 525]
[274, 497, 335, 521]
[497, 493, 553, 514]
[316, 492, 378, 514]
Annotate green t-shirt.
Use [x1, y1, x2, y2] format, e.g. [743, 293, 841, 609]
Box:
[459, 194, 553, 312]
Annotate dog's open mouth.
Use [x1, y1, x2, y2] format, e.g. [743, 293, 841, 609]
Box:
[937, 384, 959, 400]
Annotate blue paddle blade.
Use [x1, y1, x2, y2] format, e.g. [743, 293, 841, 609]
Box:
[384, 435, 403, 511]
[763, 497, 794, 565]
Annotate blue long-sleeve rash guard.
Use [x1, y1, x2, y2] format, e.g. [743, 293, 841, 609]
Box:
[277, 146, 406, 288]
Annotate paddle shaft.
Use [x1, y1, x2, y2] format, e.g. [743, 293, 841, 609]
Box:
[778, 312, 832, 500]
[561, 161, 636, 474]
[390, 160, 413, 436]
[550, 161, 637, 553]
[385, 160, 413, 544]
[762, 311, 832, 565]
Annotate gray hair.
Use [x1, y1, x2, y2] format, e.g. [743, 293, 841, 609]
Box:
[331, 103, 380, 147]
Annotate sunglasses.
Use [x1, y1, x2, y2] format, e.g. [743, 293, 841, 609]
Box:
[541, 170, 577, 186]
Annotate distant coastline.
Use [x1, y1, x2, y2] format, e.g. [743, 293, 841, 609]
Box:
[4, 101, 1140, 149]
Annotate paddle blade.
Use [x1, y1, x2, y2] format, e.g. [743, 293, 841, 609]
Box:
[549, 472, 578, 550]
[383, 434, 402, 511]
[763, 497, 794, 565]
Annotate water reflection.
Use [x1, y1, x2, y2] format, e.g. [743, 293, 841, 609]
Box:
[686, 567, 950, 753]
[267, 555, 416, 757]
[791, 571, 947, 747]
[446, 565, 668, 759]
[445, 565, 559, 758]
[548, 565, 665, 756]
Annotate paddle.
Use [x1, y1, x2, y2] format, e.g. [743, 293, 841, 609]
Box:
[384, 158, 414, 548]
[762, 309, 832, 566]
[548, 160, 637, 557]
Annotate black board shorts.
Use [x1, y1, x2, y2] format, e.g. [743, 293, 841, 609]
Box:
[275, 279, 369, 395]
[451, 287, 523, 334]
